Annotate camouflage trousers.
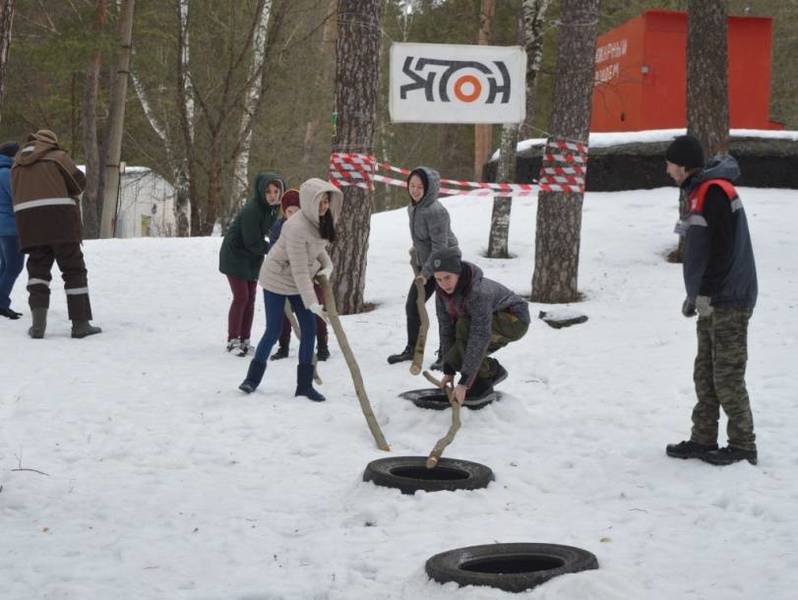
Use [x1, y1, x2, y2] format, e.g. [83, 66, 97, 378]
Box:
[445, 311, 529, 380]
[690, 307, 756, 451]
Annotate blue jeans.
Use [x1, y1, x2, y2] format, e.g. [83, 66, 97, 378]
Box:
[254, 290, 317, 365]
[0, 235, 24, 310]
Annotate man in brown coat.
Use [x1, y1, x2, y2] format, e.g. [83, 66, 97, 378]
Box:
[11, 129, 101, 339]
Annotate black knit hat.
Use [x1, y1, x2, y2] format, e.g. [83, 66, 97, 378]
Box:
[430, 246, 462, 274]
[666, 135, 705, 169]
[0, 141, 19, 157]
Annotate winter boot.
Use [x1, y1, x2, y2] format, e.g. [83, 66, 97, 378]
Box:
[316, 339, 330, 362]
[465, 376, 494, 401]
[486, 358, 508, 387]
[239, 359, 267, 394]
[0, 307, 22, 320]
[71, 321, 102, 339]
[429, 348, 443, 371]
[226, 338, 240, 353]
[387, 345, 413, 365]
[665, 440, 718, 460]
[701, 446, 758, 466]
[295, 364, 326, 402]
[28, 307, 47, 339]
[270, 341, 289, 361]
[237, 339, 251, 357]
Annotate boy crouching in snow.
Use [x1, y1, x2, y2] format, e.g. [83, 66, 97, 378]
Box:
[429, 247, 530, 405]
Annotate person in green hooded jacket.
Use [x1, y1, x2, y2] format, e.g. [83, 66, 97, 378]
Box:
[219, 171, 285, 356]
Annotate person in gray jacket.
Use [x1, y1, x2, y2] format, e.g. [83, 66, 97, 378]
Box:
[431, 247, 530, 405]
[387, 167, 459, 368]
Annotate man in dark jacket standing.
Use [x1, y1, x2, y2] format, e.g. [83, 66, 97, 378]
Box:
[664, 135, 758, 466]
[431, 247, 530, 405]
[0, 141, 24, 320]
[11, 130, 101, 339]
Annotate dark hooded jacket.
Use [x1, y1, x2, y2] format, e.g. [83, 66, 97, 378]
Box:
[436, 261, 530, 387]
[407, 167, 459, 278]
[681, 155, 757, 309]
[219, 172, 285, 281]
[11, 132, 86, 249]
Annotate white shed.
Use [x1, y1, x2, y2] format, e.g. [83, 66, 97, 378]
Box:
[114, 167, 177, 238]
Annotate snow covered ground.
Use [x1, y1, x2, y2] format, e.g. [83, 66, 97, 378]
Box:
[1, 186, 797, 599]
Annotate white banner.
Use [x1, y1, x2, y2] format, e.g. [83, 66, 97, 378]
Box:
[389, 42, 527, 124]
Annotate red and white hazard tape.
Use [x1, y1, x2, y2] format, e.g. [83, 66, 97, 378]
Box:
[329, 138, 588, 196]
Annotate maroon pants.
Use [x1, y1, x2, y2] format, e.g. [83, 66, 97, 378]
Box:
[226, 275, 257, 341]
[279, 283, 327, 346]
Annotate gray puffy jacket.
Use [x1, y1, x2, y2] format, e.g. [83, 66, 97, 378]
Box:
[407, 167, 459, 278]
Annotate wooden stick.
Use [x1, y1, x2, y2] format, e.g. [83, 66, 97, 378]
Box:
[317, 275, 390, 451]
[284, 300, 322, 385]
[426, 381, 461, 469]
[409, 248, 429, 376]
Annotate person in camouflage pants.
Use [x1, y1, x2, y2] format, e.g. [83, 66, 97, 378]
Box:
[691, 306, 756, 452]
[664, 135, 758, 466]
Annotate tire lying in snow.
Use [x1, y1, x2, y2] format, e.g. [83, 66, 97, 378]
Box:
[363, 456, 494, 494]
[425, 543, 599, 593]
[398, 388, 499, 410]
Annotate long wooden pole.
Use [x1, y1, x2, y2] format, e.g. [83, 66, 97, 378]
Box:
[423, 370, 462, 468]
[318, 274, 390, 451]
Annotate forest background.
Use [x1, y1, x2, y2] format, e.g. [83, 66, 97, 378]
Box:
[1, 0, 795, 236]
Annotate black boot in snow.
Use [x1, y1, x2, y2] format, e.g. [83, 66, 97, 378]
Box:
[665, 440, 718, 460]
[28, 307, 47, 338]
[316, 340, 330, 361]
[387, 345, 413, 364]
[71, 321, 102, 339]
[429, 349, 443, 371]
[701, 446, 758, 466]
[486, 358, 508, 387]
[270, 341, 289, 361]
[466, 377, 494, 401]
[239, 359, 267, 394]
[0, 307, 22, 320]
[295, 364, 325, 402]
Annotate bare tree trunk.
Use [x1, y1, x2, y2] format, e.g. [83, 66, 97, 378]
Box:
[487, 124, 516, 258]
[519, 0, 550, 140]
[687, 0, 729, 158]
[666, 0, 731, 262]
[100, 0, 135, 239]
[301, 0, 336, 169]
[176, 0, 195, 237]
[0, 0, 15, 118]
[230, 0, 272, 218]
[331, 0, 381, 314]
[473, 0, 494, 181]
[487, 0, 549, 259]
[531, 0, 598, 304]
[81, 0, 109, 241]
[670, 0, 729, 262]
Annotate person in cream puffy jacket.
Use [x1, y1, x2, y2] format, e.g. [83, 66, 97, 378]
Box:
[239, 178, 342, 401]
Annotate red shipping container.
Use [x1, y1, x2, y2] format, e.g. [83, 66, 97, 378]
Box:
[591, 9, 782, 132]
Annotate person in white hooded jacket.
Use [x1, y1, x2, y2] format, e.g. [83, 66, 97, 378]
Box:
[239, 178, 342, 401]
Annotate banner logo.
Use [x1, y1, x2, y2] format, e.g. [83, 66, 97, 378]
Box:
[399, 57, 512, 104]
[390, 43, 526, 124]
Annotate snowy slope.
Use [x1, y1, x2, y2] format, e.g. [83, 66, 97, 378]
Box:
[1, 186, 797, 600]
